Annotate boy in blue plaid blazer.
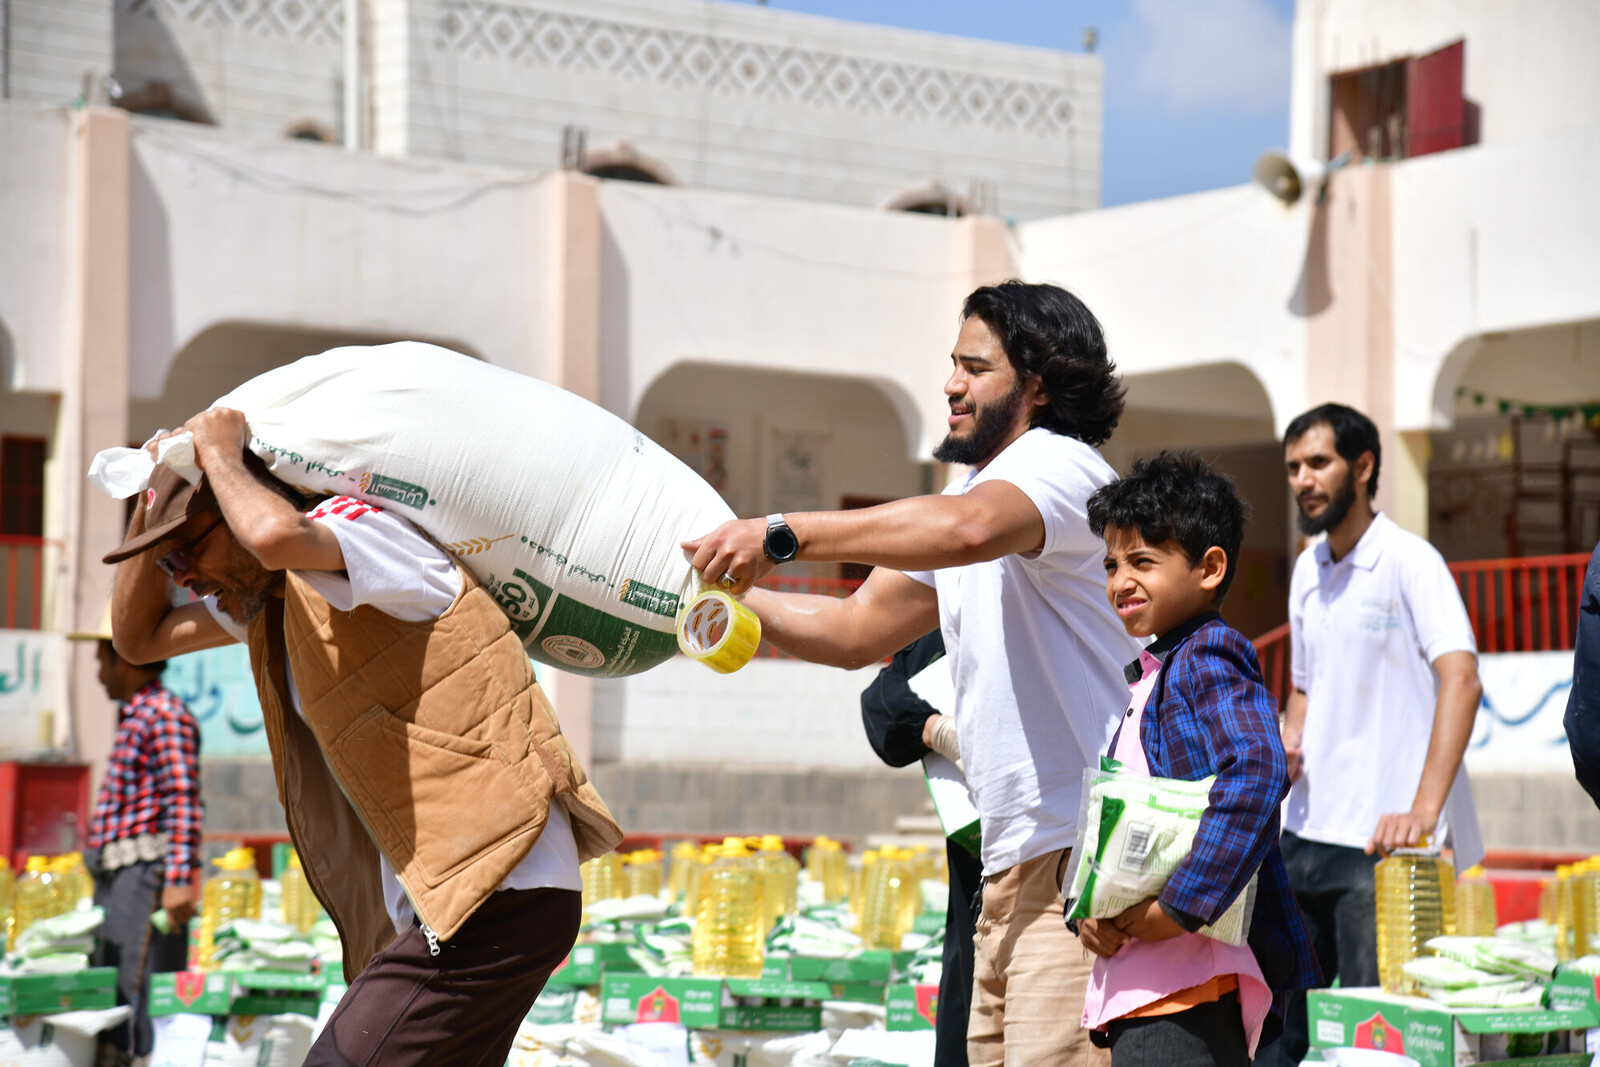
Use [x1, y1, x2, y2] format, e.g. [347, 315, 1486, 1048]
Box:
[1076, 452, 1318, 1065]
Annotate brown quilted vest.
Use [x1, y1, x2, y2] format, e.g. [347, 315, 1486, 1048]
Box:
[247, 567, 622, 981]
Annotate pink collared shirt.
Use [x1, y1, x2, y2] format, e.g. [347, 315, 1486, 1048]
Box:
[1080, 650, 1273, 1055]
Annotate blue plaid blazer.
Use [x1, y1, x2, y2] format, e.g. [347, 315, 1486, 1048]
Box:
[1107, 611, 1320, 1042]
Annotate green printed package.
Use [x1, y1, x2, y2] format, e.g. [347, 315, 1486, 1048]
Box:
[105, 342, 739, 678]
[1062, 759, 1255, 946]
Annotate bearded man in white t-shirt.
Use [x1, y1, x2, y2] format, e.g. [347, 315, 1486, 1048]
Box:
[1256, 403, 1485, 1067]
[686, 281, 1139, 1067]
[105, 408, 622, 1067]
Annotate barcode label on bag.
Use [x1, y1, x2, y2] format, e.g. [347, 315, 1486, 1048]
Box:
[1120, 822, 1154, 871]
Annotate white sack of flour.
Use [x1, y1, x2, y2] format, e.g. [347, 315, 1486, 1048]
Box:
[203, 343, 734, 678]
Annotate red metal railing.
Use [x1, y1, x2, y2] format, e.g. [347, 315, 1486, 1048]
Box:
[1450, 552, 1590, 655]
[0, 535, 55, 631]
[1251, 622, 1293, 712]
[1250, 551, 1592, 711]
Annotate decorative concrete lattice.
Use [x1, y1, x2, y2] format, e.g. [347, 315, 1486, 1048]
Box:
[122, 0, 344, 49]
[436, 1, 1077, 133]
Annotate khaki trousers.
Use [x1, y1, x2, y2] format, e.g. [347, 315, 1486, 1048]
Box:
[968, 848, 1110, 1067]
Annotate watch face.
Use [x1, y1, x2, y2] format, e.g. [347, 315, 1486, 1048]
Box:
[767, 524, 799, 562]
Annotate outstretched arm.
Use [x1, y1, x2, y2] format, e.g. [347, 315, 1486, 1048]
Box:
[744, 567, 940, 671]
[684, 480, 1044, 595]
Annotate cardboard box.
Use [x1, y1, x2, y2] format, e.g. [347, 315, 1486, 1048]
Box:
[545, 942, 641, 987]
[787, 951, 893, 984]
[148, 970, 325, 1019]
[1308, 985, 1600, 1066]
[150, 971, 236, 1017]
[885, 983, 939, 1031]
[0, 968, 119, 1016]
[819, 980, 888, 1004]
[599, 973, 831, 1031]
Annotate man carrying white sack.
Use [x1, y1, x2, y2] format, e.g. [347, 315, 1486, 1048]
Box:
[105, 408, 622, 1067]
[687, 280, 1141, 1067]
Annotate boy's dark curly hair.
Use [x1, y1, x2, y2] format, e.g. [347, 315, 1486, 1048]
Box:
[961, 280, 1125, 447]
[1086, 450, 1251, 603]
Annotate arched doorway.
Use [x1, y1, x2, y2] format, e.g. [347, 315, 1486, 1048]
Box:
[1429, 320, 1600, 560]
[1106, 361, 1290, 638]
[133, 321, 480, 441]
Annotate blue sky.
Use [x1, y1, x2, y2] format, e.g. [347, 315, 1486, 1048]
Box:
[747, 0, 1298, 207]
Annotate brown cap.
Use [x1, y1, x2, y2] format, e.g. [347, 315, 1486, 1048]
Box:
[102, 464, 218, 564]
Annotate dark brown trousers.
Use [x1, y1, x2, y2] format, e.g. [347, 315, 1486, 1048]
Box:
[306, 886, 582, 1067]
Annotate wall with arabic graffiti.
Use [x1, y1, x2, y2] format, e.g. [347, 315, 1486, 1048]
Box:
[0, 630, 61, 756]
[1464, 650, 1576, 775]
[162, 644, 266, 756]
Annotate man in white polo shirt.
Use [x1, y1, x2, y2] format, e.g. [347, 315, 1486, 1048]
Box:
[1258, 403, 1484, 1067]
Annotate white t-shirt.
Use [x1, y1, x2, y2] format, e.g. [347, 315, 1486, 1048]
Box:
[1285, 512, 1483, 867]
[906, 429, 1141, 875]
[207, 495, 581, 932]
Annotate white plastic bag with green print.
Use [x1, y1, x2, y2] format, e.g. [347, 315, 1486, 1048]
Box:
[1061, 757, 1257, 946]
[210, 343, 736, 678]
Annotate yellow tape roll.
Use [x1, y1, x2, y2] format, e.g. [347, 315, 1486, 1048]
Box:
[677, 584, 762, 674]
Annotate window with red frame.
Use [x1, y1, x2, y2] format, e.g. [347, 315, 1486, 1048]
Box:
[0, 436, 46, 536]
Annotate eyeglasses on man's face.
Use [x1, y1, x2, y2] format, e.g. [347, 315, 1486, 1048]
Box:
[155, 516, 224, 578]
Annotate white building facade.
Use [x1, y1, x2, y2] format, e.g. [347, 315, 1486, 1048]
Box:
[1, 0, 1595, 846]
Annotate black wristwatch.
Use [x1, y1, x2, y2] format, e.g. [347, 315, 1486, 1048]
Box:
[763, 513, 799, 564]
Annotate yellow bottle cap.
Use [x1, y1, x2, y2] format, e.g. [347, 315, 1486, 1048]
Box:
[25, 855, 49, 872]
[1463, 865, 1485, 879]
[760, 835, 785, 852]
[214, 847, 257, 871]
[1558, 864, 1572, 878]
[0, 855, 9, 871]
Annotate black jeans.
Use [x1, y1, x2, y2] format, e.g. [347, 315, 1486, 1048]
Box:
[935, 839, 983, 1067]
[1107, 991, 1248, 1067]
[88, 854, 189, 1057]
[1254, 831, 1381, 1067]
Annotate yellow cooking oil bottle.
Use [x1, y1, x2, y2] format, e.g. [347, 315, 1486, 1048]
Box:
[55, 853, 93, 910]
[806, 836, 848, 904]
[624, 849, 664, 899]
[10, 855, 63, 947]
[279, 848, 320, 935]
[754, 836, 799, 932]
[1375, 848, 1456, 994]
[0, 855, 14, 950]
[691, 837, 765, 978]
[1455, 865, 1498, 937]
[1554, 863, 1579, 961]
[1567, 860, 1597, 960]
[580, 852, 625, 921]
[667, 841, 700, 906]
[197, 847, 261, 970]
[861, 846, 915, 951]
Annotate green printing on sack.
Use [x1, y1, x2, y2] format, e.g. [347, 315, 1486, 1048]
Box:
[1067, 796, 1125, 924]
[360, 472, 431, 510]
[530, 594, 681, 678]
[618, 579, 682, 618]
